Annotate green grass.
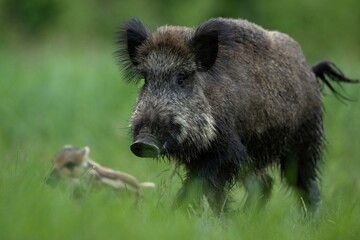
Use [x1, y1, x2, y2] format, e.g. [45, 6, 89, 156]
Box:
[1, 42, 360, 240]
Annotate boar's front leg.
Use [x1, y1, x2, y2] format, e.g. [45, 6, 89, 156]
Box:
[174, 139, 246, 214]
[174, 169, 229, 214]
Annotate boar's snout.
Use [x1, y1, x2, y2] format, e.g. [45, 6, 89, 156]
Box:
[131, 134, 160, 158]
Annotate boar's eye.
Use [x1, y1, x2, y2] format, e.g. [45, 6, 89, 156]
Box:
[176, 73, 188, 87]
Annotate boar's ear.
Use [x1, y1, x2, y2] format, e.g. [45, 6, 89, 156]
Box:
[191, 20, 220, 71]
[117, 18, 150, 67]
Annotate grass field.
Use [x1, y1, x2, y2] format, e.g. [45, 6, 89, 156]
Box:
[1, 41, 359, 240]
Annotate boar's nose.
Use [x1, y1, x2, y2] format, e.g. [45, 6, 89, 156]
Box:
[131, 137, 160, 158]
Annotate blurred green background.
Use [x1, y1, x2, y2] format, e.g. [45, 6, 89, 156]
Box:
[0, 0, 359, 239]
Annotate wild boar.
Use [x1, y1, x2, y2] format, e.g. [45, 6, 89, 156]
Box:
[116, 18, 358, 214]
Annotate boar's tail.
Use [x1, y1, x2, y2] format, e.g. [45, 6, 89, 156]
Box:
[312, 61, 359, 101]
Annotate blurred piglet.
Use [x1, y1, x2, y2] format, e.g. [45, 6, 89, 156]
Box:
[46, 145, 155, 198]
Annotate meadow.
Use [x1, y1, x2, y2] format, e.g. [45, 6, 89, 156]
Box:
[0, 39, 359, 240]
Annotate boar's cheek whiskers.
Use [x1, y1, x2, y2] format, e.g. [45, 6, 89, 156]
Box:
[172, 110, 216, 151]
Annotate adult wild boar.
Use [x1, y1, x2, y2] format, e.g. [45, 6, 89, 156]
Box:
[116, 18, 358, 214]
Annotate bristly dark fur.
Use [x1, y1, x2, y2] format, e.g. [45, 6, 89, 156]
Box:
[116, 17, 358, 215]
[116, 18, 150, 83]
[312, 61, 359, 101]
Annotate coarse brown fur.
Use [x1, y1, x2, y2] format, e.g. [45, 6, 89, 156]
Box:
[116, 18, 358, 215]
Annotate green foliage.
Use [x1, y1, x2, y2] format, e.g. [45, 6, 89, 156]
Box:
[1, 0, 360, 60]
[1, 0, 61, 35]
[1, 1, 360, 239]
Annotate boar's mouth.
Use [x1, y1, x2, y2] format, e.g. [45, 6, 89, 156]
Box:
[130, 134, 160, 158]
